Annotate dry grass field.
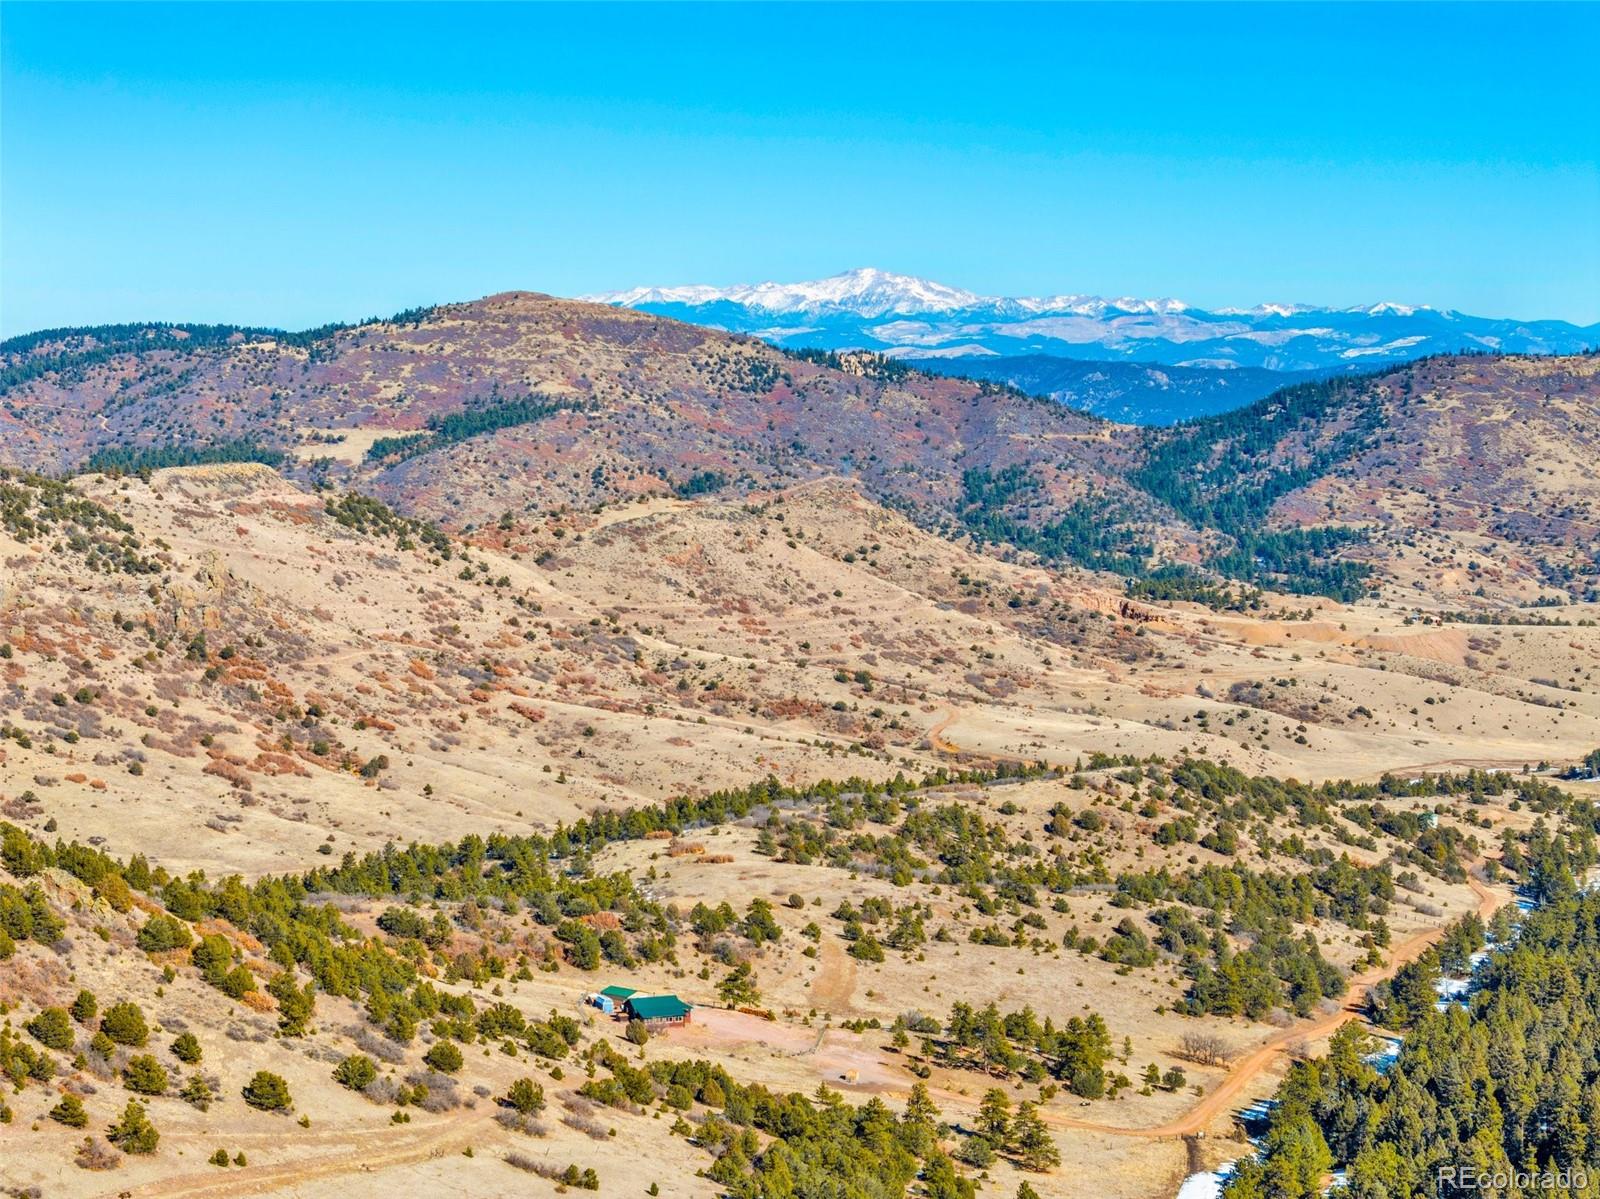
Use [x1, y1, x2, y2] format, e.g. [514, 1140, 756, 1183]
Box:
[3, 462, 1596, 1199]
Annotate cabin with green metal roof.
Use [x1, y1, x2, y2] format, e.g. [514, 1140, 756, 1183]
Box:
[623, 994, 692, 1025]
[590, 985, 638, 1014]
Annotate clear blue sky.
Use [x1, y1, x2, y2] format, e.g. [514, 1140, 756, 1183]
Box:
[4, 2, 1597, 337]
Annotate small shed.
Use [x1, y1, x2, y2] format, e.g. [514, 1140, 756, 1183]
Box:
[593, 985, 638, 1015]
[623, 994, 693, 1026]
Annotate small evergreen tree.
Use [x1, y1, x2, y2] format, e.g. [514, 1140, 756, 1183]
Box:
[242, 1071, 292, 1112]
[171, 1032, 202, 1064]
[107, 1099, 160, 1154]
[50, 1093, 89, 1128]
[100, 1001, 148, 1047]
[423, 1040, 463, 1074]
[505, 1077, 545, 1115]
[70, 990, 98, 1025]
[123, 1054, 169, 1095]
[333, 1054, 378, 1091]
[25, 1006, 73, 1050]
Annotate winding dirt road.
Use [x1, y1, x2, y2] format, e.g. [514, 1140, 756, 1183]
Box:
[877, 871, 1508, 1141]
[923, 706, 1513, 1139]
[1043, 871, 1508, 1138]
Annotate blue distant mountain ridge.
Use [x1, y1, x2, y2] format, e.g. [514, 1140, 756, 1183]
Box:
[585, 267, 1598, 422]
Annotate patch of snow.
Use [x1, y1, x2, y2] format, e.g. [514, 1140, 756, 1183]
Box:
[1226, 327, 1336, 347]
[1176, 1161, 1240, 1199]
[748, 325, 822, 340]
[1434, 974, 1472, 1010]
[1364, 1036, 1403, 1075]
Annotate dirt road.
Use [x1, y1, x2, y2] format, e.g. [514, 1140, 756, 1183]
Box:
[878, 871, 1509, 1141]
[1043, 871, 1508, 1138]
[811, 934, 858, 1010]
[927, 707, 962, 756]
[129, 1116, 486, 1199]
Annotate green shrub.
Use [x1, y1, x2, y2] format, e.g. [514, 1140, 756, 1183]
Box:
[135, 914, 192, 953]
[181, 1074, 215, 1110]
[242, 1070, 292, 1111]
[107, 1099, 160, 1154]
[423, 1041, 463, 1074]
[100, 1002, 148, 1047]
[123, 1054, 169, 1095]
[848, 934, 886, 963]
[171, 1032, 202, 1064]
[26, 1006, 73, 1051]
[190, 933, 233, 979]
[505, 1077, 545, 1115]
[266, 971, 314, 1035]
[49, 1093, 88, 1128]
[333, 1054, 377, 1091]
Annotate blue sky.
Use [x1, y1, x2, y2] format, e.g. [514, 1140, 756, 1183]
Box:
[3, 2, 1597, 336]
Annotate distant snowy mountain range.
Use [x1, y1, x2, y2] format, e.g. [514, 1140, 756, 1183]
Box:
[584, 267, 1599, 374]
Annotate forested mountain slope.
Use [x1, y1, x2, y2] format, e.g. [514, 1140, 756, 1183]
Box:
[1130, 354, 1600, 603]
[1231, 847, 1600, 1199]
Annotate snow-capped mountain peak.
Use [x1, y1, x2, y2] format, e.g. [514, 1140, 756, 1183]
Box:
[583, 267, 1194, 318]
[1360, 301, 1430, 317]
[1216, 303, 1316, 318]
[584, 267, 981, 317]
[580, 269, 1598, 374]
[769, 267, 980, 313]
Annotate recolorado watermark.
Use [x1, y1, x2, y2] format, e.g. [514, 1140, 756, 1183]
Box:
[1438, 1165, 1589, 1192]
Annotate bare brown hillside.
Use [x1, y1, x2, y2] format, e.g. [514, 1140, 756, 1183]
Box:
[0, 294, 1147, 535]
[6, 464, 1598, 879]
[5, 299, 1598, 603]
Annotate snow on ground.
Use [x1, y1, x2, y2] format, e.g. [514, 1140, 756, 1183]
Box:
[1176, 1161, 1240, 1199]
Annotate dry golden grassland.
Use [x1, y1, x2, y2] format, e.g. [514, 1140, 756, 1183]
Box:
[2, 464, 1595, 1198]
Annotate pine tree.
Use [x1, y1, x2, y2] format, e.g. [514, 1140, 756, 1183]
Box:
[1010, 1102, 1059, 1171]
[49, 1093, 88, 1128]
[107, 1099, 160, 1153]
[977, 1087, 1012, 1147]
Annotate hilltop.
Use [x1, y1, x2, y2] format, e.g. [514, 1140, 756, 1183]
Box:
[0, 292, 1147, 540]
